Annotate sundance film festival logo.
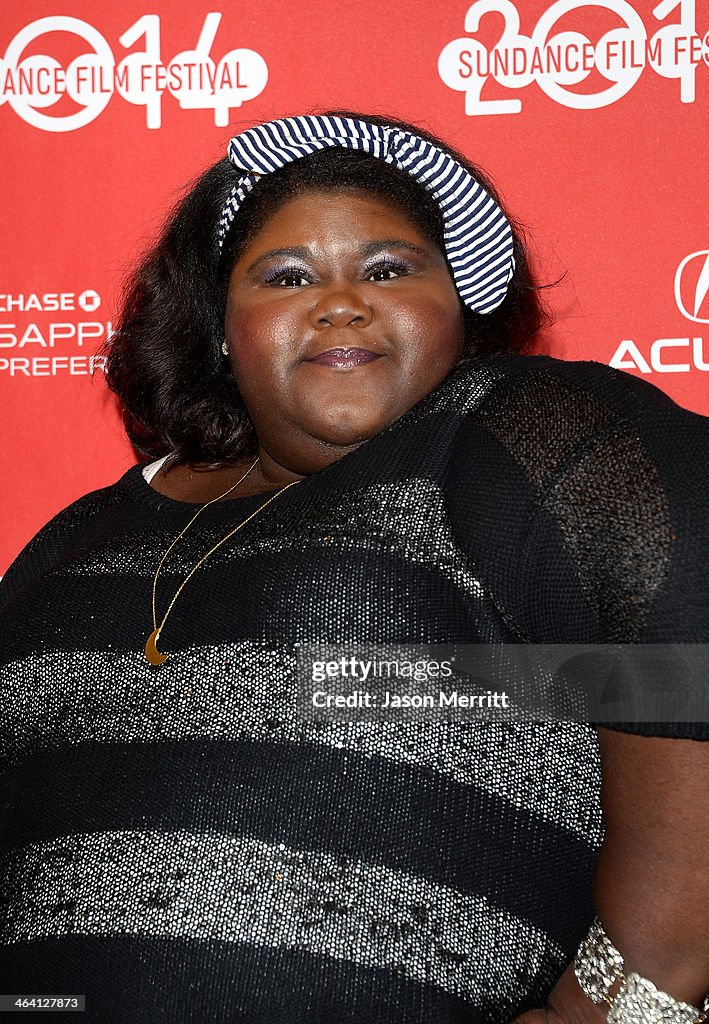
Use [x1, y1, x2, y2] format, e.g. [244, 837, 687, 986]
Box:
[610, 251, 709, 374]
[0, 13, 268, 132]
[439, 0, 708, 114]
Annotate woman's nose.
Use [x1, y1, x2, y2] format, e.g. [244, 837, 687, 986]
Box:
[309, 282, 374, 329]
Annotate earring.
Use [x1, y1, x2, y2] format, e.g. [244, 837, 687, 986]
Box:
[221, 340, 229, 356]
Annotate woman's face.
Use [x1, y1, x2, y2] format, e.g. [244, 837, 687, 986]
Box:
[224, 189, 465, 475]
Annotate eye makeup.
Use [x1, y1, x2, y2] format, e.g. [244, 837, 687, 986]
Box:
[362, 255, 416, 280]
[262, 264, 313, 288]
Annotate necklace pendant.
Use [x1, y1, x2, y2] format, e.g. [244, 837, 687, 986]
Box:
[145, 460, 298, 661]
[145, 628, 169, 666]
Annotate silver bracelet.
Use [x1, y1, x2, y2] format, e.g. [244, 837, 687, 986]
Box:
[574, 917, 709, 1024]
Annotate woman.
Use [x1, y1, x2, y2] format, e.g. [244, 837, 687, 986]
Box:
[0, 112, 707, 1023]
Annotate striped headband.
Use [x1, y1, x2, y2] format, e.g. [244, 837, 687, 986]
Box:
[218, 114, 515, 314]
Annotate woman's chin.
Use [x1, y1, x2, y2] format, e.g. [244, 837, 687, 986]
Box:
[307, 406, 396, 448]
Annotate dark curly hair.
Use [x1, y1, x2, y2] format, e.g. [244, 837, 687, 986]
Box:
[104, 111, 549, 466]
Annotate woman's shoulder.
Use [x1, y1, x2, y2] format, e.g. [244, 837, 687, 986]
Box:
[441, 353, 707, 471]
[459, 353, 689, 418]
[0, 464, 146, 609]
[460, 356, 709, 638]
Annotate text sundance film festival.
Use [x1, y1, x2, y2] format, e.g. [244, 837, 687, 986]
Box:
[0, 12, 268, 132]
[438, 0, 708, 115]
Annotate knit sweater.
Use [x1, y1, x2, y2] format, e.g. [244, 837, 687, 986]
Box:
[1, 355, 707, 1023]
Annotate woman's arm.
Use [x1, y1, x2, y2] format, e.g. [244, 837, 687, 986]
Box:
[447, 360, 709, 1021]
[512, 728, 709, 1023]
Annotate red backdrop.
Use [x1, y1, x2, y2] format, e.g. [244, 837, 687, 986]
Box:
[2, 0, 708, 574]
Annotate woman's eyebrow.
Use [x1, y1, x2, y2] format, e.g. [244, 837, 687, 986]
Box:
[246, 246, 312, 272]
[359, 239, 427, 258]
[245, 238, 429, 275]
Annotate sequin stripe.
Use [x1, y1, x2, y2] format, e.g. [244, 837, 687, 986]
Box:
[0, 734, 601, 948]
[1, 935, 482, 1024]
[0, 645, 603, 844]
[0, 485, 126, 612]
[0, 829, 564, 1004]
[41, 478, 481, 579]
[416, 361, 504, 416]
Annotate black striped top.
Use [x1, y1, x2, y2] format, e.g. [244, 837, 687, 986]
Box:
[1, 355, 707, 1023]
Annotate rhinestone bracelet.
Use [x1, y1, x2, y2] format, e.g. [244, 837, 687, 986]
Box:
[574, 917, 709, 1024]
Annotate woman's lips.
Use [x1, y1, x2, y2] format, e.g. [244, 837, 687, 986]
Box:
[308, 348, 381, 369]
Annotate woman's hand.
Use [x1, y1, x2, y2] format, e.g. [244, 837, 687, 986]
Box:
[593, 730, 709, 1002]
[506, 962, 611, 1024]
[509, 727, 709, 1024]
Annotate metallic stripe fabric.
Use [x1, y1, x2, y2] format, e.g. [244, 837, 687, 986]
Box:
[1, 829, 563, 1002]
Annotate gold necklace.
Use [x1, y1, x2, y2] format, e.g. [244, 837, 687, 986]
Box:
[145, 457, 300, 664]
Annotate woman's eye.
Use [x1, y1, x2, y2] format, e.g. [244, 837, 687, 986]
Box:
[275, 273, 309, 288]
[263, 267, 311, 288]
[365, 262, 410, 282]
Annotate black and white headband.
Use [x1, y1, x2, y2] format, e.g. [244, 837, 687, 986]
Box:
[218, 114, 515, 314]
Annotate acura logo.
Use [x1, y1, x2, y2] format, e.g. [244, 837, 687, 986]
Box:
[674, 251, 709, 324]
